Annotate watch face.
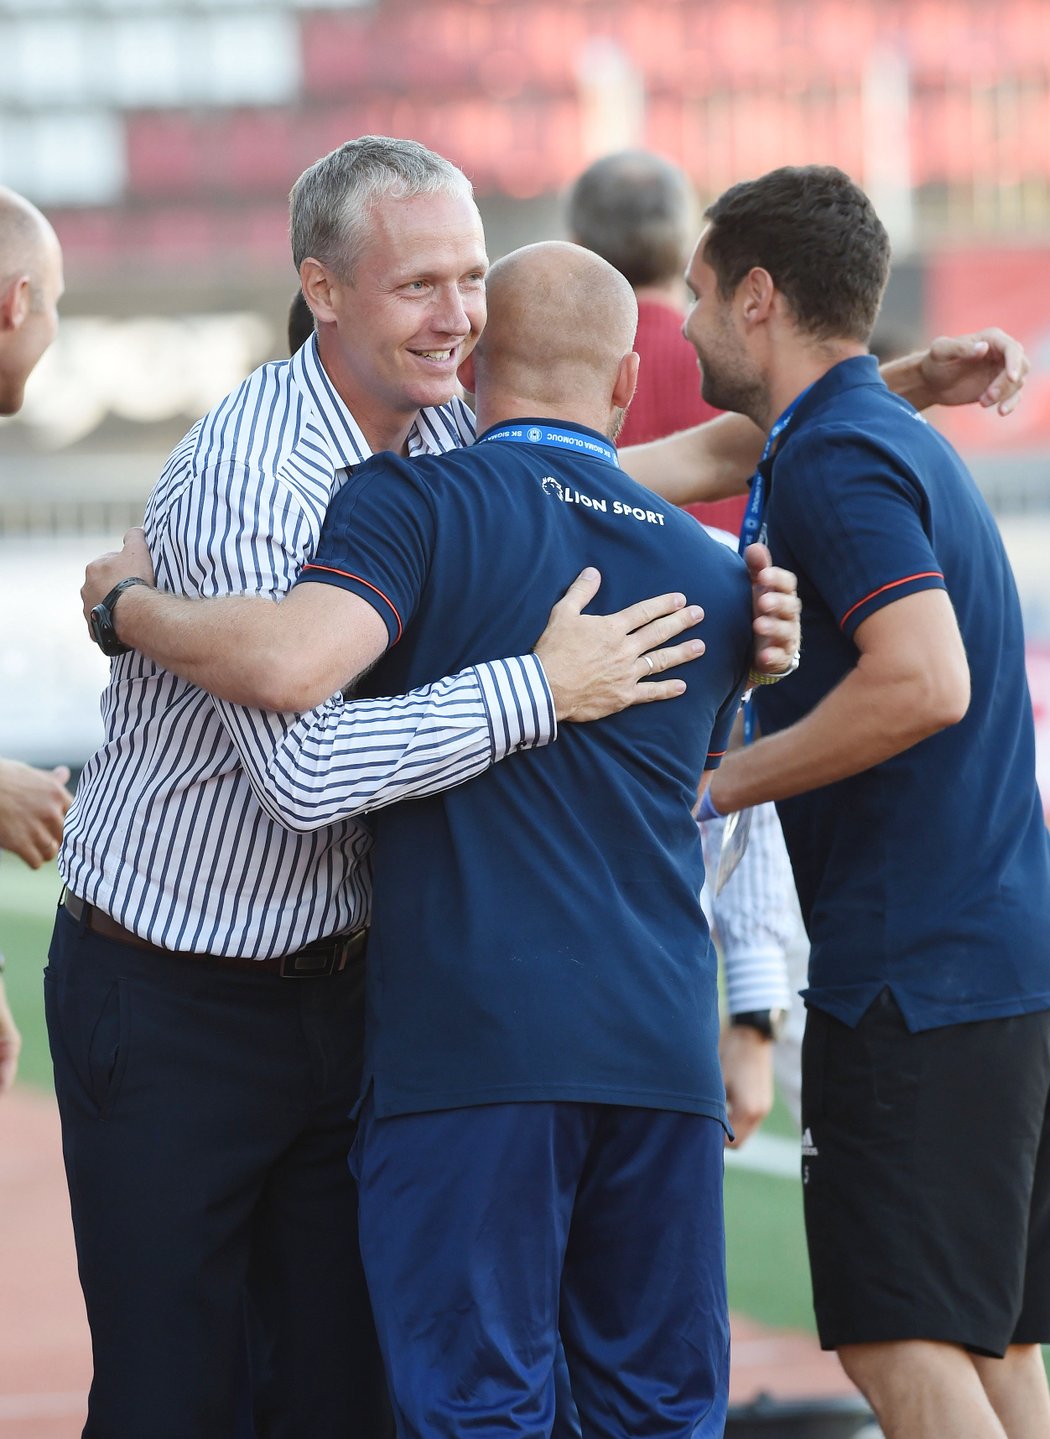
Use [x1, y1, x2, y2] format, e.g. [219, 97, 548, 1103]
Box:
[89, 602, 124, 657]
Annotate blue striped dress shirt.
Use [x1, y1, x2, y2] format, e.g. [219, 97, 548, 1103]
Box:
[699, 802, 801, 1015]
[60, 337, 555, 958]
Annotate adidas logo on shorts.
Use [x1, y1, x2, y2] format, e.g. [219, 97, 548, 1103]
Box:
[801, 1127, 819, 1157]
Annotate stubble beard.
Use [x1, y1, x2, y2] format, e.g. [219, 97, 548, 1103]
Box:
[700, 359, 766, 429]
[607, 406, 627, 443]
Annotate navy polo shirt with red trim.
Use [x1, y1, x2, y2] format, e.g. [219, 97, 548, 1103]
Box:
[298, 419, 753, 1120]
[757, 356, 1050, 1031]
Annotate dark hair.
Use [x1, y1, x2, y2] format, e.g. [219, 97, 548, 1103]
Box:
[567, 150, 690, 289]
[287, 288, 313, 354]
[703, 166, 891, 343]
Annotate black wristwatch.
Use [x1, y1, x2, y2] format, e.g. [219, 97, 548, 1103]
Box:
[88, 576, 151, 657]
[730, 1008, 788, 1041]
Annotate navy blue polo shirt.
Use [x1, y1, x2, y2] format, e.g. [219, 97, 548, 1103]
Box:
[299, 420, 753, 1120]
[757, 356, 1050, 1031]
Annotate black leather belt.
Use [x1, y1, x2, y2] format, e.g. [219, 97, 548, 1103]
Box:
[61, 890, 367, 979]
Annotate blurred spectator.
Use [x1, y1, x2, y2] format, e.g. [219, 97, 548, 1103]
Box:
[0, 185, 72, 1094]
[567, 150, 745, 533]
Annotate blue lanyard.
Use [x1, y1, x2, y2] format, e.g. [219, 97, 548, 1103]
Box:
[477, 424, 620, 468]
[739, 385, 812, 739]
[737, 385, 814, 556]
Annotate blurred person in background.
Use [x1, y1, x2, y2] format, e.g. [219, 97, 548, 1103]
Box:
[567, 150, 742, 533]
[0, 185, 71, 1094]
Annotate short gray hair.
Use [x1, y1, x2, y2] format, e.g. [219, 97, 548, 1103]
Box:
[290, 135, 474, 280]
[567, 150, 691, 289]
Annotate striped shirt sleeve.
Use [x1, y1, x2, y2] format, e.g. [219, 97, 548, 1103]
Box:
[150, 401, 555, 836]
[700, 800, 800, 1014]
[212, 655, 555, 832]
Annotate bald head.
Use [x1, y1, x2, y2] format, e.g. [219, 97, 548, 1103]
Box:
[0, 186, 63, 415]
[471, 242, 638, 430]
[0, 187, 56, 280]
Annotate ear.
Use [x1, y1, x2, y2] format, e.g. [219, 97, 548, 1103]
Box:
[299, 259, 338, 325]
[740, 267, 777, 328]
[612, 350, 640, 411]
[457, 351, 477, 394]
[0, 275, 30, 332]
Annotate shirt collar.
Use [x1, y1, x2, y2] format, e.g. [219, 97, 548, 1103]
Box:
[787, 354, 884, 433]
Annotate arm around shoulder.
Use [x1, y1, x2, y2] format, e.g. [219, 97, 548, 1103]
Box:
[620, 412, 765, 506]
[112, 581, 390, 712]
[882, 328, 1028, 416]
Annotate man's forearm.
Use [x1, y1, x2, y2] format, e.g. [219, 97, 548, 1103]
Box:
[620, 412, 765, 506]
[882, 328, 1029, 415]
[110, 586, 351, 710]
[711, 803, 796, 1017]
[881, 349, 942, 411]
[620, 356, 949, 509]
[620, 356, 936, 509]
[216, 657, 556, 831]
[623, 331, 1027, 509]
[710, 651, 965, 814]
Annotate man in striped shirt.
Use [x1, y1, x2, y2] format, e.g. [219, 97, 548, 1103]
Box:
[53, 138, 748, 1439]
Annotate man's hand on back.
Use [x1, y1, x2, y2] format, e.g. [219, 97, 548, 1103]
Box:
[536, 555, 803, 722]
[745, 544, 801, 678]
[534, 568, 704, 722]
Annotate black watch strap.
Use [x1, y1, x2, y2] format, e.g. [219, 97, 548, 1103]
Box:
[88, 576, 151, 657]
[730, 1009, 786, 1040]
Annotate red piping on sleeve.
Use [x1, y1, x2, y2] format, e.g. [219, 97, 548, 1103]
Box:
[839, 572, 943, 630]
[301, 563, 403, 642]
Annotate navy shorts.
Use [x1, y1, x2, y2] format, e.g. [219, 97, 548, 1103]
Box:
[801, 988, 1050, 1356]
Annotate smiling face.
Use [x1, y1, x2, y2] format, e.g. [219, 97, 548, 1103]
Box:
[682, 226, 764, 425]
[307, 188, 488, 452]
